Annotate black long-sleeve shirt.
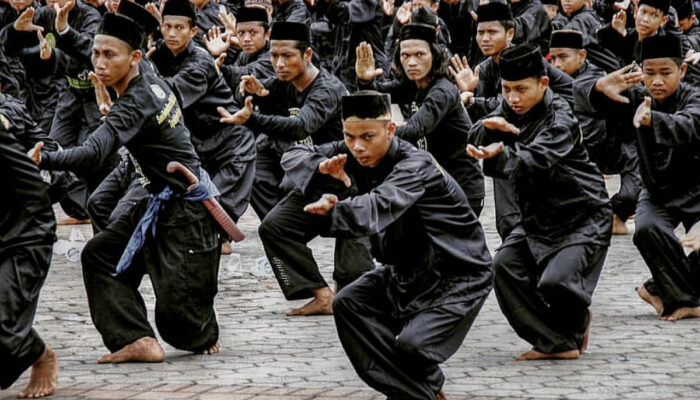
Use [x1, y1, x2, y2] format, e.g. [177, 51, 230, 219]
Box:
[575, 79, 700, 214]
[39, 72, 201, 195]
[149, 41, 255, 168]
[471, 89, 611, 262]
[281, 137, 493, 317]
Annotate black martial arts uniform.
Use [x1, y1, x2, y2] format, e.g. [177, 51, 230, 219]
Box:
[243, 67, 347, 219]
[39, 72, 222, 353]
[570, 60, 641, 223]
[251, 69, 374, 288]
[510, 0, 552, 55]
[0, 125, 56, 391]
[273, 0, 311, 23]
[361, 76, 486, 215]
[221, 45, 275, 91]
[312, 0, 386, 90]
[150, 40, 256, 222]
[273, 138, 492, 399]
[383, 14, 452, 76]
[560, 6, 621, 72]
[575, 79, 700, 316]
[468, 54, 575, 121]
[471, 89, 612, 354]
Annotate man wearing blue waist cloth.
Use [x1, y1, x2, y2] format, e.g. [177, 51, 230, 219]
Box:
[29, 12, 223, 363]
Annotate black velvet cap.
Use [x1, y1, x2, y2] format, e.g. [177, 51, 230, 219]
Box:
[676, 0, 694, 19]
[269, 21, 311, 43]
[97, 13, 147, 50]
[342, 91, 392, 121]
[499, 43, 546, 81]
[641, 34, 683, 60]
[162, 0, 198, 23]
[117, 0, 159, 34]
[398, 23, 437, 43]
[639, 0, 670, 14]
[549, 29, 584, 49]
[540, 0, 558, 6]
[476, 2, 513, 23]
[236, 7, 270, 23]
[411, 6, 439, 27]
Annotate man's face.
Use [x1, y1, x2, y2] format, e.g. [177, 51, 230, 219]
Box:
[560, 0, 585, 15]
[343, 120, 395, 168]
[270, 40, 308, 81]
[550, 47, 586, 76]
[544, 4, 559, 20]
[678, 16, 696, 32]
[162, 16, 197, 56]
[236, 21, 269, 55]
[9, 0, 33, 12]
[635, 4, 667, 38]
[502, 76, 549, 115]
[399, 39, 433, 83]
[642, 58, 685, 102]
[91, 34, 138, 87]
[46, 0, 70, 8]
[476, 21, 512, 57]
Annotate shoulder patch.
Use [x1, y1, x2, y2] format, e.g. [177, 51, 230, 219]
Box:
[150, 84, 167, 100]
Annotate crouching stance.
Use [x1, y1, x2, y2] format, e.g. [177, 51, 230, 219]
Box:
[282, 91, 493, 399]
[29, 14, 222, 363]
[469, 44, 612, 360]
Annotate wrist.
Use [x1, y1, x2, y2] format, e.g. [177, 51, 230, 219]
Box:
[57, 24, 70, 35]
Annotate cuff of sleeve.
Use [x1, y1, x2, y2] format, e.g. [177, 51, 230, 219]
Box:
[38, 151, 51, 170]
[58, 26, 71, 36]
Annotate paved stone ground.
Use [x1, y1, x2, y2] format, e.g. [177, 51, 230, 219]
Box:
[3, 177, 700, 400]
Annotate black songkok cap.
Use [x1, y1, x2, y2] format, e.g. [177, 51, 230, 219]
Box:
[97, 13, 147, 50]
[641, 34, 683, 60]
[549, 29, 584, 49]
[269, 21, 311, 43]
[476, 2, 513, 23]
[162, 0, 198, 23]
[411, 6, 439, 27]
[500, 43, 546, 81]
[236, 6, 270, 23]
[639, 0, 670, 14]
[117, 0, 159, 35]
[676, 0, 694, 19]
[540, 0, 558, 6]
[342, 91, 392, 121]
[398, 23, 437, 43]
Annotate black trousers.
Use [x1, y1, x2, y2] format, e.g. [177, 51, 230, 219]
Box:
[209, 159, 255, 223]
[494, 240, 607, 353]
[589, 140, 641, 221]
[250, 143, 286, 220]
[81, 192, 221, 353]
[333, 267, 487, 400]
[0, 242, 53, 389]
[258, 191, 375, 300]
[87, 159, 145, 234]
[634, 190, 700, 316]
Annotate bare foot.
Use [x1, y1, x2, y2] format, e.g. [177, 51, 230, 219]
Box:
[18, 346, 58, 399]
[515, 349, 580, 361]
[221, 241, 233, 255]
[57, 216, 90, 226]
[612, 214, 629, 235]
[637, 285, 663, 316]
[436, 389, 447, 400]
[662, 306, 700, 321]
[580, 309, 592, 354]
[97, 337, 165, 363]
[286, 287, 334, 316]
[197, 341, 220, 355]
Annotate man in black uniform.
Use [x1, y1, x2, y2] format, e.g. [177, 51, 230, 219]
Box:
[575, 35, 700, 321]
[30, 13, 224, 362]
[150, 0, 256, 253]
[509, 0, 551, 54]
[279, 91, 492, 399]
[469, 43, 612, 360]
[1, 118, 58, 399]
[550, 30, 642, 234]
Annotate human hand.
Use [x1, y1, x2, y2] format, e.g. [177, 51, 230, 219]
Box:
[318, 154, 351, 187]
[355, 42, 384, 81]
[466, 142, 505, 159]
[303, 193, 339, 215]
[482, 117, 520, 134]
[594, 63, 643, 103]
[218, 96, 253, 124]
[633, 96, 652, 128]
[449, 54, 479, 92]
[239, 75, 269, 96]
